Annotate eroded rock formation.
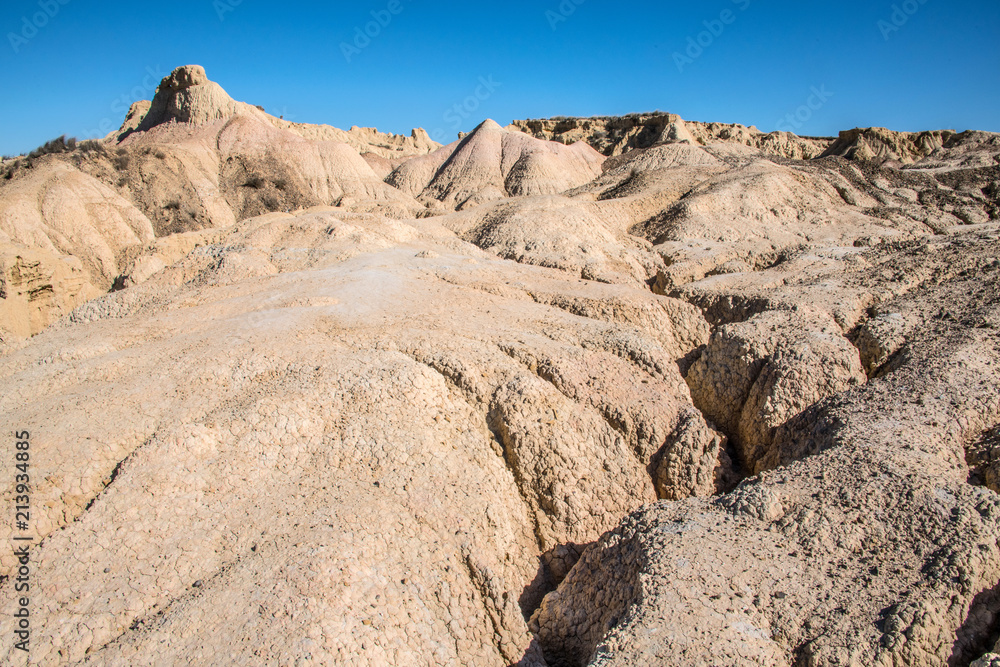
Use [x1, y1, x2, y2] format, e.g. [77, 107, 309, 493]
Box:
[2, 64, 1000, 666]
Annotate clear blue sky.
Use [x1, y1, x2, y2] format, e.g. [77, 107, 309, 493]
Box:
[1, 0, 998, 156]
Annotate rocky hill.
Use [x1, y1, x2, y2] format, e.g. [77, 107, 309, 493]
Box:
[0, 66, 439, 340]
[387, 119, 606, 211]
[509, 113, 834, 159]
[2, 65, 1000, 666]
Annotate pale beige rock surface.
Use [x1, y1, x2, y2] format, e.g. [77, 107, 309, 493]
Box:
[686, 308, 866, 475]
[387, 120, 605, 210]
[2, 65, 1000, 667]
[532, 231, 1000, 667]
[273, 122, 440, 161]
[0, 246, 100, 339]
[0, 210, 726, 666]
[0, 66, 446, 335]
[509, 113, 833, 159]
[820, 126, 956, 165]
[0, 160, 156, 336]
[130, 66, 441, 161]
[0, 161, 155, 285]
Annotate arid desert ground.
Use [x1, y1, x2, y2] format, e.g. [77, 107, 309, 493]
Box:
[3, 65, 1000, 666]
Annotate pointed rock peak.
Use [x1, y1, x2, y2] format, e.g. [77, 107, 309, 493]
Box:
[126, 64, 254, 136]
[475, 119, 504, 132]
[157, 65, 210, 93]
[119, 100, 152, 135]
[661, 119, 696, 145]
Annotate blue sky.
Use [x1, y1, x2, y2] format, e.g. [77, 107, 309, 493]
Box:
[1, 0, 998, 156]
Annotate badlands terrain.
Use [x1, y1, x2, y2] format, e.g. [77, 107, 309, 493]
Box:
[1, 65, 1000, 666]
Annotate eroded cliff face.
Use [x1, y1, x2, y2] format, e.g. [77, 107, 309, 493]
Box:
[508, 113, 834, 159]
[2, 65, 1000, 666]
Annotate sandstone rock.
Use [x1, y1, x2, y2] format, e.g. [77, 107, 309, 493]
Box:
[686, 309, 866, 475]
[909, 130, 1000, 171]
[6, 67, 429, 251]
[532, 232, 1000, 667]
[967, 425, 1000, 494]
[0, 209, 736, 665]
[123, 64, 440, 161]
[134, 64, 255, 131]
[388, 119, 605, 210]
[0, 160, 155, 286]
[0, 245, 100, 337]
[118, 100, 152, 136]
[509, 113, 833, 158]
[437, 195, 661, 285]
[820, 126, 953, 164]
[3, 65, 1000, 667]
[113, 227, 225, 289]
[272, 122, 440, 161]
[854, 312, 908, 376]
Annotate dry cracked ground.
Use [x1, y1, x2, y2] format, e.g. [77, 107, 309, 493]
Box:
[1, 65, 1000, 666]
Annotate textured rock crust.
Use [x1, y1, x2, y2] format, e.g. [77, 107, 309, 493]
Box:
[532, 233, 1000, 667]
[509, 113, 833, 159]
[0, 210, 729, 665]
[388, 120, 605, 211]
[2, 65, 1000, 667]
[687, 309, 866, 475]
